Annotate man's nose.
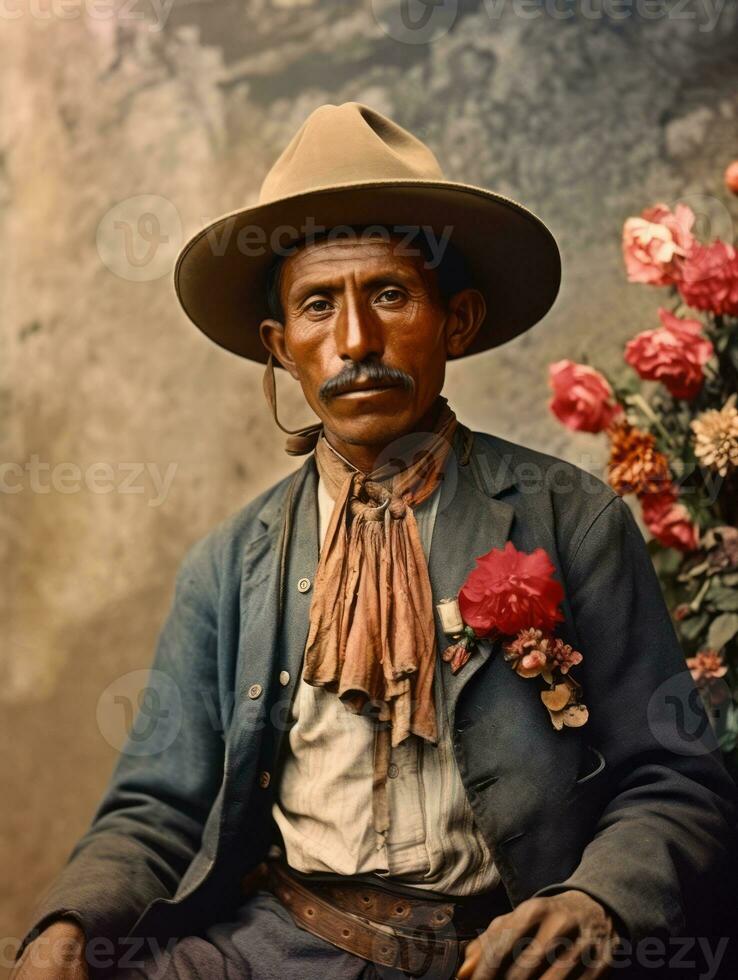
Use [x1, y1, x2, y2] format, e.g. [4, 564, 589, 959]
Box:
[334, 297, 384, 363]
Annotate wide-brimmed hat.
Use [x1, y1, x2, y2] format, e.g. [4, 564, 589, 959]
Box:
[174, 102, 561, 363]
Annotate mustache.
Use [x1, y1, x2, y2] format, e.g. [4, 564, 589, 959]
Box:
[319, 360, 415, 401]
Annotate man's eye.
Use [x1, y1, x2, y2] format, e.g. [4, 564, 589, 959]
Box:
[376, 288, 404, 304]
[305, 299, 332, 314]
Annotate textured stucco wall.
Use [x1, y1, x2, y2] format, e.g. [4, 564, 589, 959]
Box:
[2, 0, 737, 960]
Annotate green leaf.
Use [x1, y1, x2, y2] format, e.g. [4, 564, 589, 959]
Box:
[679, 613, 709, 642]
[651, 547, 683, 576]
[719, 731, 738, 752]
[716, 330, 731, 353]
[726, 702, 738, 734]
[707, 613, 738, 651]
[706, 585, 738, 612]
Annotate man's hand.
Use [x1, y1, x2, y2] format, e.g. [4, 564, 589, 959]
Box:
[457, 889, 619, 979]
[10, 920, 88, 980]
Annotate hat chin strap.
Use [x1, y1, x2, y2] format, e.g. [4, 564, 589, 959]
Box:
[263, 353, 324, 456]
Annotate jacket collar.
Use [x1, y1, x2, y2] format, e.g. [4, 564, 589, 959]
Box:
[254, 427, 518, 525]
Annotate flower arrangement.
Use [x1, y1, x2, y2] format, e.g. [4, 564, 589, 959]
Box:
[547, 161, 738, 778]
[437, 541, 588, 730]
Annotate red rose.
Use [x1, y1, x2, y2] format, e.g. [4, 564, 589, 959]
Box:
[677, 240, 738, 317]
[640, 487, 699, 552]
[548, 360, 622, 433]
[459, 541, 565, 637]
[624, 308, 714, 399]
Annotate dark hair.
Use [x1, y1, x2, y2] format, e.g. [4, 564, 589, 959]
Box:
[264, 226, 473, 322]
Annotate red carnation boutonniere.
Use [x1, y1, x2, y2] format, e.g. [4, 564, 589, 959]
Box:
[436, 541, 588, 730]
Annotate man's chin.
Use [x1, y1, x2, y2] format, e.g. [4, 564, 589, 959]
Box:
[323, 410, 419, 450]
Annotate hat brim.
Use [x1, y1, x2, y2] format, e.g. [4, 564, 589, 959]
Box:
[174, 179, 561, 364]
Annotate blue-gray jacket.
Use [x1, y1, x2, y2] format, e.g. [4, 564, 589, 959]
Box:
[20, 430, 738, 958]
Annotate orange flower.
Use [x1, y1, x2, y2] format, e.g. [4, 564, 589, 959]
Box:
[725, 161, 738, 195]
[686, 650, 729, 705]
[687, 649, 728, 683]
[607, 419, 672, 496]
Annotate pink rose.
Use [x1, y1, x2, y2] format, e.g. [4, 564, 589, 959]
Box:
[622, 203, 695, 286]
[677, 240, 738, 317]
[548, 360, 622, 433]
[624, 308, 714, 399]
[640, 487, 699, 552]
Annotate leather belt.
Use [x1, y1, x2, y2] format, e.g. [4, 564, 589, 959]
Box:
[259, 858, 512, 978]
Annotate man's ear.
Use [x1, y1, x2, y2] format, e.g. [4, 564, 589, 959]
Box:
[259, 319, 300, 380]
[444, 289, 487, 359]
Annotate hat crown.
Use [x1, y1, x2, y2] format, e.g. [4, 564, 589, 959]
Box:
[259, 102, 445, 203]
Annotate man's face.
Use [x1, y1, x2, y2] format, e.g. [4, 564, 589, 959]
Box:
[260, 234, 484, 452]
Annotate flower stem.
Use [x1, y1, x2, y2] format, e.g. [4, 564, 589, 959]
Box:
[625, 393, 678, 449]
[689, 577, 711, 613]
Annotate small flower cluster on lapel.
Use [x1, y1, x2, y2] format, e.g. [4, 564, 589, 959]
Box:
[436, 541, 588, 730]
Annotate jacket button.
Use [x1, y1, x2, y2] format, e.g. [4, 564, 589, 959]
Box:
[248, 683, 263, 699]
[297, 577, 311, 593]
[387, 763, 399, 779]
[279, 670, 290, 686]
[258, 770, 271, 789]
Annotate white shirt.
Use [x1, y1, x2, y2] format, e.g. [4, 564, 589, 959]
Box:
[271, 476, 501, 895]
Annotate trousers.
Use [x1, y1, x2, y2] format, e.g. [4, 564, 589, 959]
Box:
[112, 888, 452, 980]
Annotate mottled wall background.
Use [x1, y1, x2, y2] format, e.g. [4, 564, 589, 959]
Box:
[1, 0, 737, 963]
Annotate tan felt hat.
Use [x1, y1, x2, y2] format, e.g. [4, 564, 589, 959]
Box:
[174, 102, 561, 363]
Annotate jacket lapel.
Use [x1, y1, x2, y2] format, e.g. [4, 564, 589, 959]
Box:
[278, 457, 320, 687]
[429, 435, 516, 724]
[233, 457, 317, 734]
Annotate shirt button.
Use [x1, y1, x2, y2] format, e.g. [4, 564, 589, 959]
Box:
[387, 763, 399, 779]
[279, 670, 290, 686]
[297, 577, 311, 593]
[258, 770, 271, 789]
[248, 683, 263, 699]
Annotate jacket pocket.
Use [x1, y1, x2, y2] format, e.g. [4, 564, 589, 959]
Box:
[575, 744, 606, 785]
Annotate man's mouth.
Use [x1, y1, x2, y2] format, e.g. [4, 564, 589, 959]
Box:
[333, 379, 402, 397]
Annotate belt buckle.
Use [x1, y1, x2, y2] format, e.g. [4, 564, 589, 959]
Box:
[395, 932, 466, 980]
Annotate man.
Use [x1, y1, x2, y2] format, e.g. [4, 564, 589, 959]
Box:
[13, 104, 738, 980]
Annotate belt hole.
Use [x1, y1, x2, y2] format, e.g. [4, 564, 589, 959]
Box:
[434, 911, 446, 922]
[306, 907, 315, 917]
[395, 904, 405, 914]
[361, 894, 371, 904]
[341, 928, 351, 938]
[380, 946, 390, 954]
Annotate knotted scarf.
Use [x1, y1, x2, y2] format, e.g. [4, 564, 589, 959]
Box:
[263, 354, 467, 846]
